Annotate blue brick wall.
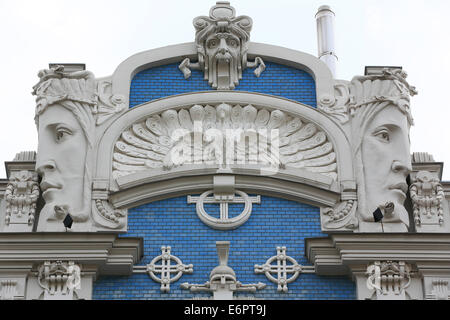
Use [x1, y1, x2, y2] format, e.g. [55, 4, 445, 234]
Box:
[92, 196, 356, 300]
[129, 62, 317, 108]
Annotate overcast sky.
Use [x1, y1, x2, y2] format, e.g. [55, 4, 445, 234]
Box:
[0, 0, 449, 180]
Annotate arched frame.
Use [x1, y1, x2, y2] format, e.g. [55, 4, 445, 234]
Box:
[110, 42, 336, 108]
[94, 91, 354, 210]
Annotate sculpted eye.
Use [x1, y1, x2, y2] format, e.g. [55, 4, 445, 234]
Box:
[55, 126, 73, 142]
[207, 39, 218, 48]
[373, 128, 390, 142]
[227, 39, 238, 47]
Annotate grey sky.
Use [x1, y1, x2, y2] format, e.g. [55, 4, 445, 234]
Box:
[0, 0, 449, 179]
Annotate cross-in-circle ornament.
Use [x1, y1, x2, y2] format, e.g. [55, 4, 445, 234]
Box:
[146, 246, 193, 292]
[188, 190, 260, 230]
[254, 246, 303, 292]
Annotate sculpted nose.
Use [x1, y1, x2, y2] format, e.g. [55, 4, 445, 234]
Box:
[219, 39, 228, 54]
[391, 160, 412, 176]
[36, 159, 56, 176]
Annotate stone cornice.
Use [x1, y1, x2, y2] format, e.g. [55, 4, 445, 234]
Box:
[305, 233, 450, 276]
[0, 233, 143, 276]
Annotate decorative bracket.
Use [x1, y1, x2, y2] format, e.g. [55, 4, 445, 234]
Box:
[366, 261, 411, 300]
[37, 261, 81, 300]
[91, 180, 127, 230]
[410, 170, 445, 228]
[425, 279, 450, 300]
[4, 170, 40, 232]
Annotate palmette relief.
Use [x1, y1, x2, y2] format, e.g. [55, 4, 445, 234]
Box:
[111, 104, 338, 180]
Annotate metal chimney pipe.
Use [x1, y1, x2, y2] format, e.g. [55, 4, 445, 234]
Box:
[315, 5, 338, 77]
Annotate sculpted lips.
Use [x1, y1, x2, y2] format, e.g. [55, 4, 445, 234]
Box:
[389, 182, 408, 198]
[40, 180, 62, 197]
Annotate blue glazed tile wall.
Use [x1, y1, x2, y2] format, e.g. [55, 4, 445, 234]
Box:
[129, 62, 317, 108]
[92, 196, 356, 300]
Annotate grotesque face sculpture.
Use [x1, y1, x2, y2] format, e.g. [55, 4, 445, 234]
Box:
[191, 2, 253, 90]
[204, 32, 242, 90]
[361, 105, 412, 229]
[36, 104, 89, 229]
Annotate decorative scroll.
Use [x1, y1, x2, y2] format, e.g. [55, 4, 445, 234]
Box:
[94, 199, 126, 227]
[96, 80, 127, 125]
[38, 261, 81, 300]
[322, 200, 358, 230]
[366, 261, 411, 300]
[112, 104, 338, 180]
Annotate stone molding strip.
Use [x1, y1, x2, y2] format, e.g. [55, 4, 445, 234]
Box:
[110, 42, 334, 108]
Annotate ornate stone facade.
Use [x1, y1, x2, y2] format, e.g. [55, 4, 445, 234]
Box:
[0, 2, 449, 300]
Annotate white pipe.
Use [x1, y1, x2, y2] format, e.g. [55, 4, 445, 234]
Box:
[315, 5, 338, 78]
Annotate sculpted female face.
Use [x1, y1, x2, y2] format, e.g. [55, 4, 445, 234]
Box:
[36, 104, 88, 230]
[361, 105, 412, 230]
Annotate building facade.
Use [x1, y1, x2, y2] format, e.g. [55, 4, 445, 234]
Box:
[0, 2, 449, 300]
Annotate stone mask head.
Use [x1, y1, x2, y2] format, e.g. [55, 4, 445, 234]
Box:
[193, 1, 252, 89]
[32, 66, 97, 231]
[349, 69, 417, 232]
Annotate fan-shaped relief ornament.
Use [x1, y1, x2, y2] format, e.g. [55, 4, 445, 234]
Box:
[112, 103, 338, 180]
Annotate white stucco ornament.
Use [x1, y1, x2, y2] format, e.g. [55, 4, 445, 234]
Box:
[179, 1, 265, 90]
[32, 65, 127, 232]
[181, 241, 266, 299]
[410, 171, 445, 227]
[112, 103, 338, 180]
[338, 68, 418, 232]
[146, 246, 193, 292]
[4, 170, 40, 231]
[254, 246, 303, 292]
[366, 261, 411, 300]
[37, 261, 81, 300]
